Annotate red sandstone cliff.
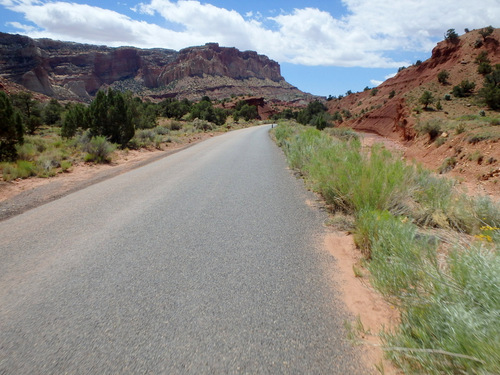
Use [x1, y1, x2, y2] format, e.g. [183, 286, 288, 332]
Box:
[0, 33, 310, 102]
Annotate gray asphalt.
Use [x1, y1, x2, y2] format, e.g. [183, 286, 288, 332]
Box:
[0, 125, 366, 374]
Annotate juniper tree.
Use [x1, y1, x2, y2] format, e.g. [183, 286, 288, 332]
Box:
[0, 91, 24, 161]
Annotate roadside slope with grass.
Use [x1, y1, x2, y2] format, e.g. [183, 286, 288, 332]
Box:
[272, 121, 500, 375]
[326, 27, 500, 198]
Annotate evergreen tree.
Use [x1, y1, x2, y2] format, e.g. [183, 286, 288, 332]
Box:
[88, 89, 135, 147]
[479, 64, 500, 110]
[43, 98, 63, 125]
[233, 101, 258, 122]
[297, 100, 327, 125]
[11, 91, 42, 134]
[478, 26, 494, 41]
[452, 80, 476, 97]
[62, 103, 88, 138]
[0, 92, 24, 161]
[419, 91, 434, 109]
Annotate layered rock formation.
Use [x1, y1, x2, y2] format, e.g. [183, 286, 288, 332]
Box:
[0, 33, 310, 102]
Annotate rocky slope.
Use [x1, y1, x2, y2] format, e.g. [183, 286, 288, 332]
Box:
[0, 33, 310, 102]
[328, 27, 500, 197]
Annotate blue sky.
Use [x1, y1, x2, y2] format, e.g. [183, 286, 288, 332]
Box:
[0, 0, 499, 97]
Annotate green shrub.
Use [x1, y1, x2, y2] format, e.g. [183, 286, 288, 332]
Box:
[479, 64, 500, 110]
[131, 129, 157, 148]
[154, 126, 170, 135]
[455, 123, 466, 134]
[438, 157, 457, 174]
[273, 122, 500, 374]
[1, 160, 36, 181]
[81, 136, 115, 163]
[478, 62, 492, 75]
[437, 70, 449, 84]
[324, 127, 359, 141]
[193, 118, 214, 131]
[88, 89, 135, 147]
[384, 245, 500, 374]
[419, 91, 434, 109]
[0, 91, 24, 161]
[468, 134, 491, 144]
[453, 80, 476, 97]
[417, 119, 442, 141]
[60, 160, 72, 172]
[364, 210, 435, 299]
[15, 142, 37, 161]
[284, 128, 414, 214]
[445, 28, 459, 42]
[36, 151, 61, 177]
[168, 121, 183, 131]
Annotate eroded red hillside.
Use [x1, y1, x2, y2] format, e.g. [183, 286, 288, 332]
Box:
[328, 28, 500, 198]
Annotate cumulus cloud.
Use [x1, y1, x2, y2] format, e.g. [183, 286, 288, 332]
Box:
[2, 0, 499, 68]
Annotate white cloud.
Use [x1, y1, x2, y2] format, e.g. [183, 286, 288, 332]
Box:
[6, 21, 36, 32]
[370, 79, 383, 86]
[2, 0, 500, 68]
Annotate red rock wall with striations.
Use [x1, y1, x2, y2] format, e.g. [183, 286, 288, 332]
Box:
[0, 34, 293, 102]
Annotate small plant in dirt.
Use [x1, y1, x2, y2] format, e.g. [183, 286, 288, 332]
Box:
[455, 123, 466, 134]
[437, 70, 449, 84]
[417, 119, 442, 141]
[438, 157, 457, 174]
[475, 51, 490, 65]
[468, 134, 491, 144]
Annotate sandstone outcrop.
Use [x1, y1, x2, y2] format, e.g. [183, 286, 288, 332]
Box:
[0, 33, 310, 102]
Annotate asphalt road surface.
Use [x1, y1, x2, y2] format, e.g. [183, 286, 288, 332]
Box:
[0, 125, 366, 374]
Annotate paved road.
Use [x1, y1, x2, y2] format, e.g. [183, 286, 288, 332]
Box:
[0, 125, 365, 374]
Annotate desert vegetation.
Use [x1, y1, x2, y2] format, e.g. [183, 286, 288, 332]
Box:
[0, 90, 264, 181]
[272, 121, 499, 374]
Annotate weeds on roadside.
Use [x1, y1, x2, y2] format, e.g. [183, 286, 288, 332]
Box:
[80, 135, 115, 163]
[272, 122, 500, 374]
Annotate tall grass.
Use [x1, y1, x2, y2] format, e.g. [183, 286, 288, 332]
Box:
[273, 122, 500, 374]
[383, 244, 500, 374]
